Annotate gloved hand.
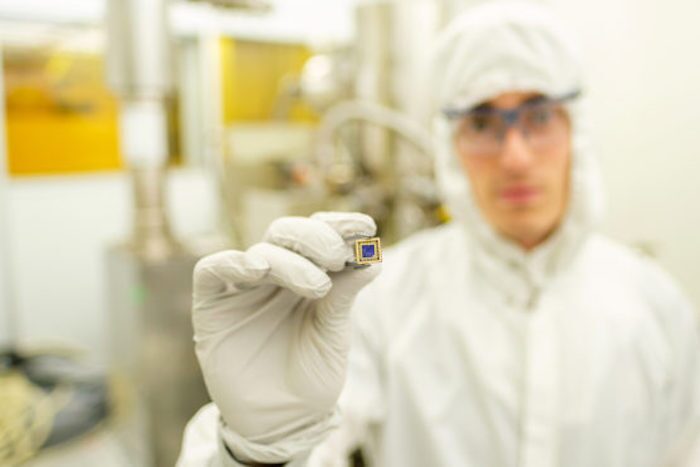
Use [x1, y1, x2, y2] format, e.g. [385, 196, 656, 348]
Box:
[191, 212, 381, 464]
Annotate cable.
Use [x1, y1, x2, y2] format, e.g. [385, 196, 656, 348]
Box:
[315, 99, 434, 175]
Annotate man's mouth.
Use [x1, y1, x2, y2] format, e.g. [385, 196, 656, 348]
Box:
[499, 185, 541, 205]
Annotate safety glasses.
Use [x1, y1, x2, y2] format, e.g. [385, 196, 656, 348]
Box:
[443, 90, 580, 157]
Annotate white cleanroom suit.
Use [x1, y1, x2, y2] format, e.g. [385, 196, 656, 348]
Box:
[177, 2, 700, 466]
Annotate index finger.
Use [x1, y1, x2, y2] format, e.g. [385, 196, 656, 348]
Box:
[310, 212, 377, 241]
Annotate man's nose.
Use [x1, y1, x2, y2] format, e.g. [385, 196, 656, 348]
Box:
[499, 126, 534, 170]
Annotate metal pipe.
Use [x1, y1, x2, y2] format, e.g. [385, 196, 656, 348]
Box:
[106, 0, 180, 260]
[106, 0, 172, 100]
[315, 99, 434, 175]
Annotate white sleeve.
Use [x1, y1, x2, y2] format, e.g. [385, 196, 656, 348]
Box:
[176, 403, 311, 467]
[176, 403, 227, 467]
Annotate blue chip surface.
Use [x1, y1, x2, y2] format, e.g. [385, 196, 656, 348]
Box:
[361, 244, 375, 258]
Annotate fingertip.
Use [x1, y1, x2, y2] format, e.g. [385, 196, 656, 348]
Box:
[242, 250, 271, 281]
[297, 264, 333, 299]
[193, 249, 272, 296]
[311, 277, 334, 299]
[283, 274, 332, 300]
[249, 242, 334, 299]
[311, 211, 378, 239]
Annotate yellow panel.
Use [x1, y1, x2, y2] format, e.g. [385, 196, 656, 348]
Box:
[4, 50, 122, 176]
[3, 40, 315, 175]
[7, 115, 120, 175]
[220, 39, 317, 124]
[220, 38, 237, 124]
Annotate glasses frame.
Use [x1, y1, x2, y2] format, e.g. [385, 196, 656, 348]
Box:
[443, 90, 581, 156]
[442, 89, 581, 121]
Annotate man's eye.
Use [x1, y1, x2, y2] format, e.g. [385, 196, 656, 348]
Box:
[468, 114, 492, 132]
[528, 106, 555, 126]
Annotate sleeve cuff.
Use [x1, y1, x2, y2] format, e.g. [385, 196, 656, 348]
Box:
[217, 409, 339, 466]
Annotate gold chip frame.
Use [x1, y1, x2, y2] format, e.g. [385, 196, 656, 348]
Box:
[354, 237, 382, 265]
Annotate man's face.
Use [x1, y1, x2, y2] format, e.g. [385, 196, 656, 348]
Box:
[454, 91, 571, 250]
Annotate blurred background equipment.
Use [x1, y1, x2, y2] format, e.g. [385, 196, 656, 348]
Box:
[0, 350, 111, 466]
[104, 0, 211, 466]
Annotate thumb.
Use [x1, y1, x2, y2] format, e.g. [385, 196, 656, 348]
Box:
[291, 264, 381, 398]
[314, 264, 382, 331]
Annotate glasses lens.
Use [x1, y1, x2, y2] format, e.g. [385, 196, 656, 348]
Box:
[455, 100, 570, 156]
[521, 102, 568, 148]
[455, 110, 505, 155]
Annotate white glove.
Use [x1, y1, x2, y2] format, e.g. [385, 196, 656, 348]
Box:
[192, 212, 381, 464]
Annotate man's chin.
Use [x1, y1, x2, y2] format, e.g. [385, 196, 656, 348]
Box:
[496, 218, 557, 250]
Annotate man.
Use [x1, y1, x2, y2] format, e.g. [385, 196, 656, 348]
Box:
[178, 2, 700, 466]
